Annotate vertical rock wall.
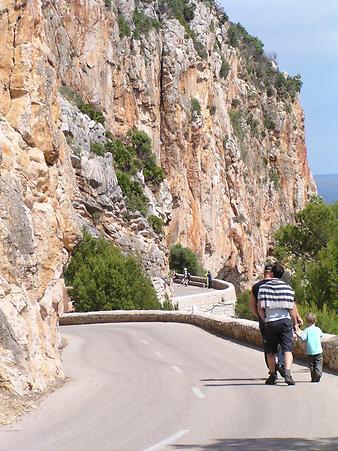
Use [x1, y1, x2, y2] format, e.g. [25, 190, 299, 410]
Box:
[0, 0, 316, 393]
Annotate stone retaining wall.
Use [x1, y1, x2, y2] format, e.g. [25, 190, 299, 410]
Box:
[59, 311, 338, 372]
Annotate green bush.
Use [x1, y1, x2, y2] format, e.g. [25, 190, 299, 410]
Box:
[78, 103, 105, 125]
[220, 57, 230, 79]
[193, 39, 208, 59]
[229, 108, 244, 141]
[235, 289, 256, 320]
[129, 129, 165, 184]
[105, 138, 139, 174]
[144, 156, 165, 184]
[116, 171, 149, 216]
[133, 8, 160, 39]
[59, 85, 83, 105]
[269, 168, 280, 189]
[148, 215, 165, 234]
[247, 114, 259, 137]
[58, 85, 105, 125]
[191, 98, 201, 116]
[118, 14, 131, 38]
[296, 302, 337, 335]
[165, 0, 195, 26]
[272, 197, 338, 333]
[169, 243, 205, 276]
[65, 231, 161, 311]
[90, 142, 105, 157]
[129, 129, 152, 161]
[264, 117, 276, 131]
[225, 22, 302, 101]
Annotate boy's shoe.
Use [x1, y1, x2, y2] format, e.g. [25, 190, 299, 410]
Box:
[265, 373, 277, 385]
[312, 372, 321, 382]
[284, 373, 295, 385]
[276, 364, 286, 378]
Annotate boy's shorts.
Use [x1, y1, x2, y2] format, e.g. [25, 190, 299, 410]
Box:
[265, 318, 293, 354]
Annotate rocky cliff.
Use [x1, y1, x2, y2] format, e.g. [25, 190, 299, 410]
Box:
[0, 0, 315, 393]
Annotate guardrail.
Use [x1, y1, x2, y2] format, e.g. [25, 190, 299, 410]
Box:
[59, 310, 338, 372]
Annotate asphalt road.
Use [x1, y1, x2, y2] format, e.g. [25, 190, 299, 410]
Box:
[172, 283, 213, 297]
[0, 322, 338, 450]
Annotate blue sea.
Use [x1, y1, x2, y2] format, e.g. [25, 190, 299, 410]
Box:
[314, 174, 338, 204]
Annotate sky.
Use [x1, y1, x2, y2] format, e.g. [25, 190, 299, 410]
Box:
[221, 0, 338, 175]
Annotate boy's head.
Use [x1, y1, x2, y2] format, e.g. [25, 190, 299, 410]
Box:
[306, 312, 316, 325]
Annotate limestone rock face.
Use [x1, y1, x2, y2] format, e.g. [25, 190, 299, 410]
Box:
[0, 0, 315, 393]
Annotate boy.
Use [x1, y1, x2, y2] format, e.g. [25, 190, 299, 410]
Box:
[296, 313, 323, 382]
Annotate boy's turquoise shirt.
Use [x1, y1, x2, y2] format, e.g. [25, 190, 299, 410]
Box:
[299, 324, 323, 355]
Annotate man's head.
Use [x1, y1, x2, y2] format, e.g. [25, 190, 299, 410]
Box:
[264, 263, 273, 278]
[306, 312, 316, 326]
[271, 263, 284, 279]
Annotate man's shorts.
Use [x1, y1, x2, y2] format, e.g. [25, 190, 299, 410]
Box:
[264, 318, 293, 354]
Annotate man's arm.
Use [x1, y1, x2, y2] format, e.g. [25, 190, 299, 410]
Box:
[249, 292, 259, 317]
[289, 306, 298, 329]
[294, 302, 303, 325]
[257, 301, 265, 321]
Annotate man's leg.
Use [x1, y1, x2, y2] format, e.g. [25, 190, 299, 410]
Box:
[284, 351, 293, 370]
[267, 353, 277, 373]
[280, 319, 295, 385]
[276, 345, 285, 377]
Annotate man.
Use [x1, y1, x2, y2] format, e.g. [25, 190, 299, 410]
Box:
[206, 270, 212, 289]
[182, 268, 188, 286]
[257, 263, 298, 386]
[250, 264, 285, 377]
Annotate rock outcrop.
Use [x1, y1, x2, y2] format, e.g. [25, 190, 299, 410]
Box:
[0, 0, 315, 393]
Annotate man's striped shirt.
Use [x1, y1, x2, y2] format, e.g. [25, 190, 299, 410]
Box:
[258, 278, 294, 310]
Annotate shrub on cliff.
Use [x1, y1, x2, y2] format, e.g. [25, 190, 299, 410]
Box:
[148, 215, 165, 235]
[191, 98, 201, 116]
[65, 232, 161, 311]
[90, 142, 105, 157]
[169, 244, 205, 276]
[118, 14, 131, 38]
[116, 171, 149, 216]
[133, 8, 160, 39]
[104, 130, 164, 216]
[220, 57, 230, 79]
[58, 85, 105, 125]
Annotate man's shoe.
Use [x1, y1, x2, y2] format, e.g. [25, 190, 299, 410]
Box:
[276, 364, 286, 378]
[285, 373, 295, 385]
[265, 373, 277, 385]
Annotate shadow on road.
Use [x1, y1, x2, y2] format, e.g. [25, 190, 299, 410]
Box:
[171, 436, 338, 450]
[201, 377, 313, 386]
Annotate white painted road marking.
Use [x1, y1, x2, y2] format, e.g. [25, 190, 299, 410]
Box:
[141, 339, 149, 345]
[172, 365, 183, 374]
[192, 387, 205, 399]
[155, 351, 164, 358]
[143, 429, 190, 451]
